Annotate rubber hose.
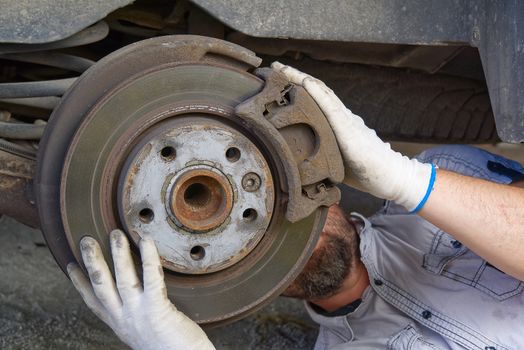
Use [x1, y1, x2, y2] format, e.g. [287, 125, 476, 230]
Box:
[0, 96, 60, 110]
[0, 78, 76, 98]
[0, 122, 45, 140]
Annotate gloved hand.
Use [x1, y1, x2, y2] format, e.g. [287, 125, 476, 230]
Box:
[272, 62, 436, 212]
[67, 230, 215, 350]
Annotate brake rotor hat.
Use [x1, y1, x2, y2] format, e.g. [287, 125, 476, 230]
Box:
[119, 118, 274, 274]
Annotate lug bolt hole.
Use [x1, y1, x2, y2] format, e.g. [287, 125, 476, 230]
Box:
[139, 208, 154, 223]
[225, 147, 241, 162]
[190, 245, 205, 260]
[160, 146, 176, 161]
[242, 208, 257, 221]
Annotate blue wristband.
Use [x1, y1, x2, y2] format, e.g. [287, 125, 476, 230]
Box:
[410, 163, 437, 214]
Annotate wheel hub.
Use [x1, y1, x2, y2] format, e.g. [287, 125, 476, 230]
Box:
[169, 167, 233, 232]
[119, 118, 274, 274]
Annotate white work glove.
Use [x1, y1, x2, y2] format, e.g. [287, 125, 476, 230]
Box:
[67, 230, 215, 350]
[272, 62, 436, 212]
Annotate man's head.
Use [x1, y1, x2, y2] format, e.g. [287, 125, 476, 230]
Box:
[283, 204, 360, 300]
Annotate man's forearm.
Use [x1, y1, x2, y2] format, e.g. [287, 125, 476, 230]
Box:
[420, 169, 524, 281]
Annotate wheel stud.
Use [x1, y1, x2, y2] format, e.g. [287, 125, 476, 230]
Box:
[242, 172, 261, 192]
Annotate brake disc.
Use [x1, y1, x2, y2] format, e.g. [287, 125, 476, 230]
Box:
[36, 35, 343, 326]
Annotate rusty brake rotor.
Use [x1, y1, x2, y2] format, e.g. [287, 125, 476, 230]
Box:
[35, 35, 344, 326]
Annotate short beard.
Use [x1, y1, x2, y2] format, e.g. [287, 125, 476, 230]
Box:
[283, 212, 359, 300]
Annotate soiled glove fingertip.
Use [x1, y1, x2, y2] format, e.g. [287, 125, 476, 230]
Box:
[303, 76, 330, 92]
[138, 236, 158, 257]
[270, 61, 285, 70]
[139, 237, 164, 284]
[110, 229, 127, 249]
[67, 262, 79, 276]
[80, 236, 97, 250]
[139, 235, 155, 245]
[110, 228, 124, 237]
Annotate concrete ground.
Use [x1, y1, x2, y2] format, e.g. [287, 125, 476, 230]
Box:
[1, 142, 522, 349]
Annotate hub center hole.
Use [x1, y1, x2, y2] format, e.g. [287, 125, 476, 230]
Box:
[184, 182, 211, 208]
[171, 171, 232, 232]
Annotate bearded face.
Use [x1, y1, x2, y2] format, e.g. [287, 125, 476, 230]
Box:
[283, 204, 360, 300]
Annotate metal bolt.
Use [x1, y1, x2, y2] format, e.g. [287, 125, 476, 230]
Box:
[242, 172, 261, 192]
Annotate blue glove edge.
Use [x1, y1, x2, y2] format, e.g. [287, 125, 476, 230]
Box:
[410, 163, 437, 214]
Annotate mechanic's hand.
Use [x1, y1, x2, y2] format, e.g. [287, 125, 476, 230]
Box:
[67, 230, 215, 350]
[272, 62, 436, 212]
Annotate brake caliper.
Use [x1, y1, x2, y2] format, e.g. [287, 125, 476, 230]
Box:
[236, 68, 344, 222]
